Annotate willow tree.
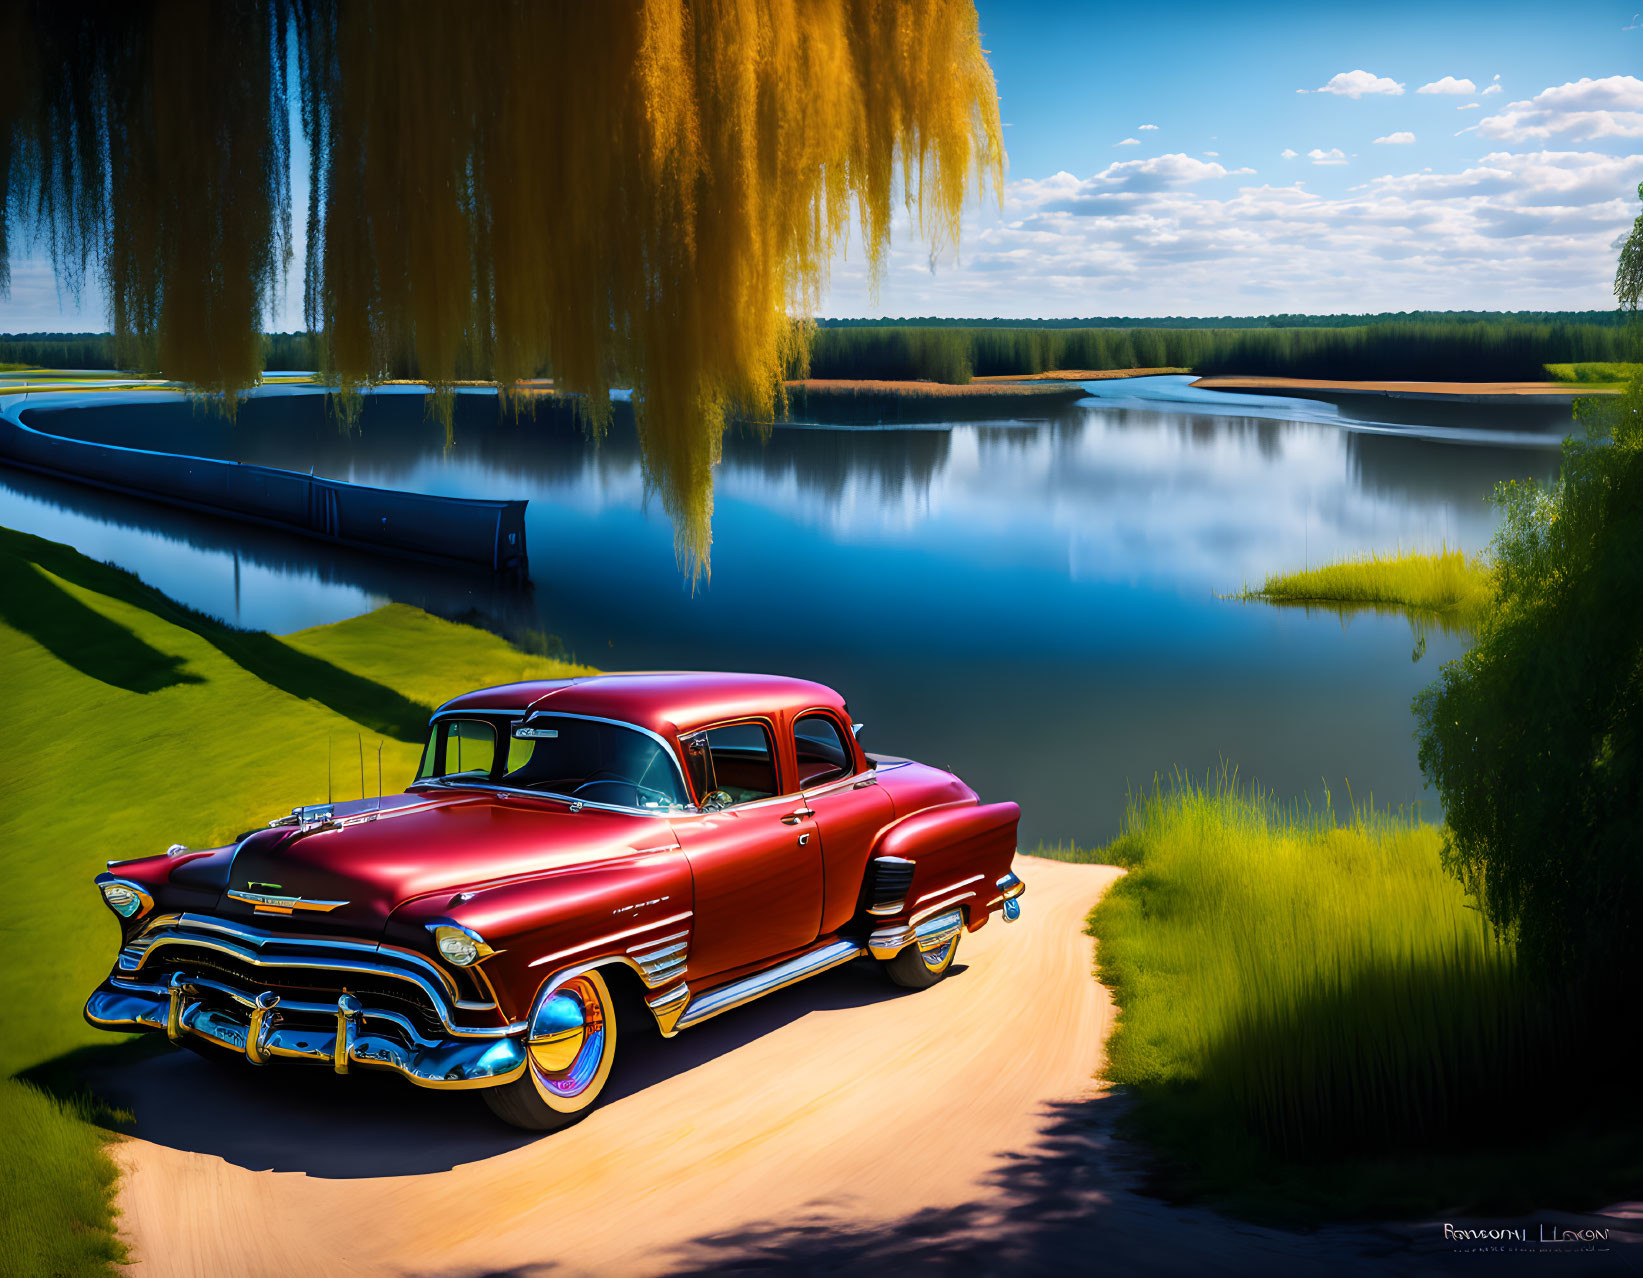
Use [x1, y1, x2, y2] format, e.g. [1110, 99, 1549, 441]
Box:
[1, 0, 1003, 573]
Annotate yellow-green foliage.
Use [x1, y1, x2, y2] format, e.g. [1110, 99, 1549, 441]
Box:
[0, 525, 592, 1274]
[5, 1, 1003, 574]
[1090, 776, 1563, 1200]
[1546, 361, 1641, 385]
[1244, 547, 1494, 632]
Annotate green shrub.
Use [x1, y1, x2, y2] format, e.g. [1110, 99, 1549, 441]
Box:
[1415, 368, 1643, 986]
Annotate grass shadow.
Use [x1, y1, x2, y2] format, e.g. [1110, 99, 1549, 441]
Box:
[0, 555, 204, 693]
[0, 526, 431, 740]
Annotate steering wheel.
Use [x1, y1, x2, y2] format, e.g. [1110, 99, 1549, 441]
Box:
[699, 789, 734, 811]
[570, 770, 674, 809]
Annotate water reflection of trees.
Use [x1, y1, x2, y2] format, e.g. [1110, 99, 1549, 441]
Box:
[31, 391, 972, 513]
[1086, 406, 1290, 459]
[1346, 431, 1560, 510]
[721, 421, 953, 507]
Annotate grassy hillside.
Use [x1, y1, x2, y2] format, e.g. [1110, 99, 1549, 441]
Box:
[0, 525, 592, 1276]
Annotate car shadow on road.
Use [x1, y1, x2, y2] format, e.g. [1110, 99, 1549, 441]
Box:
[84, 956, 931, 1179]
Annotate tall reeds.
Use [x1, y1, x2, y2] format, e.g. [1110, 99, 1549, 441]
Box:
[1089, 774, 1563, 1167]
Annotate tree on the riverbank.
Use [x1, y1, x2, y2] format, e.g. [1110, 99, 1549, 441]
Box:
[0, 0, 1002, 574]
[1415, 188, 1643, 991]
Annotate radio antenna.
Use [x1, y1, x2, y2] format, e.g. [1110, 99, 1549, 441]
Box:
[327, 735, 333, 806]
[376, 741, 384, 813]
[358, 733, 365, 802]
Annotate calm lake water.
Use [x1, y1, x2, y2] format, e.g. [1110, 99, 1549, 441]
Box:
[0, 376, 1568, 847]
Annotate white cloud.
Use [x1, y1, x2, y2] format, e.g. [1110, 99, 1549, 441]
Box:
[1482, 83, 1502, 96]
[1374, 132, 1416, 144]
[817, 149, 1643, 318]
[1204, 150, 1220, 157]
[1473, 76, 1643, 142]
[1458, 103, 1480, 111]
[1281, 148, 1298, 159]
[1115, 137, 1141, 147]
[1308, 70, 1405, 98]
[1139, 124, 1159, 131]
[1308, 147, 1349, 165]
[1418, 76, 1477, 95]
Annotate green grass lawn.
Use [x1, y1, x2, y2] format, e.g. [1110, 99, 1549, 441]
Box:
[1234, 547, 1493, 635]
[0, 524, 593, 1275]
[1051, 775, 1643, 1222]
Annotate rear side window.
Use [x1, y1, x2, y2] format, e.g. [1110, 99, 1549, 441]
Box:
[795, 713, 852, 789]
[686, 722, 779, 805]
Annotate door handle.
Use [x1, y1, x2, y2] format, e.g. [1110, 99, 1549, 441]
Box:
[852, 777, 876, 789]
[780, 807, 814, 825]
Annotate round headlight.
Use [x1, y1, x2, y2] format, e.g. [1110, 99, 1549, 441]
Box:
[100, 882, 144, 918]
[437, 931, 479, 965]
[432, 923, 492, 967]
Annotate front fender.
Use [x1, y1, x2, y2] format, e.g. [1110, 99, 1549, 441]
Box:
[388, 849, 694, 1025]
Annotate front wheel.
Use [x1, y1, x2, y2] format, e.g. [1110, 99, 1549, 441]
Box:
[883, 928, 960, 989]
[484, 970, 618, 1131]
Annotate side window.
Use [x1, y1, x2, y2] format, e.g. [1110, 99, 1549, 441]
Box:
[695, 722, 779, 805]
[795, 713, 853, 789]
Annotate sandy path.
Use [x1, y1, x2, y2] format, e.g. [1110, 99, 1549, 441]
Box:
[99, 855, 1640, 1275]
[105, 857, 1121, 1276]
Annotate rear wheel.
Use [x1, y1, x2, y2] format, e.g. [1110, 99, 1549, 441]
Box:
[883, 928, 960, 989]
[483, 970, 619, 1131]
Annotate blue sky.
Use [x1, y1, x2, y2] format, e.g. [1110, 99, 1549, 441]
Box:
[4, 0, 1641, 328]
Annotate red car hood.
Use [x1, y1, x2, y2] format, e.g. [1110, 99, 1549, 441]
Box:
[218, 789, 677, 938]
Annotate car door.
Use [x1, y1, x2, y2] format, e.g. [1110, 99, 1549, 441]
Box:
[793, 711, 896, 934]
[671, 719, 824, 980]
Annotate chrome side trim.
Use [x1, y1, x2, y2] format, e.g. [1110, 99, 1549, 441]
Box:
[629, 938, 688, 985]
[527, 910, 693, 973]
[646, 983, 689, 1037]
[867, 907, 967, 962]
[912, 874, 983, 907]
[911, 891, 977, 927]
[676, 939, 864, 1030]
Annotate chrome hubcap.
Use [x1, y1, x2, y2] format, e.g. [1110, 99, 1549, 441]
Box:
[527, 976, 606, 1098]
[917, 933, 958, 972]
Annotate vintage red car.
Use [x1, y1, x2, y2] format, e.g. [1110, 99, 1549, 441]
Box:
[85, 672, 1025, 1129]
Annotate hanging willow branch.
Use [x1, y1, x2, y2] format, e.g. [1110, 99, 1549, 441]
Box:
[2, 0, 1003, 574]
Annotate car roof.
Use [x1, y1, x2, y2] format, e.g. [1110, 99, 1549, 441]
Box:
[434, 671, 848, 738]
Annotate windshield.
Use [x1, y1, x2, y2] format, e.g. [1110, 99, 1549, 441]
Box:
[416, 714, 690, 810]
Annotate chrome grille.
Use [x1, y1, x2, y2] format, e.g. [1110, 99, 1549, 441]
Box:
[146, 946, 449, 1039]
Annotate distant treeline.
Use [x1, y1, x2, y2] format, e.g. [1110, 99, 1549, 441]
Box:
[804, 322, 1641, 383]
[7, 319, 1638, 384]
[815, 310, 1633, 330]
[0, 331, 322, 372]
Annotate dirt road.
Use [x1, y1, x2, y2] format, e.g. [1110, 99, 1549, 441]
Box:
[96, 856, 1638, 1275]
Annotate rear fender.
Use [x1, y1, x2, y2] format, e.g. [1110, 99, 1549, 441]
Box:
[865, 801, 1020, 932]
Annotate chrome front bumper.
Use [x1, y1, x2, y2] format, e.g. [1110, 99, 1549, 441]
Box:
[85, 975, 526, 1090]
